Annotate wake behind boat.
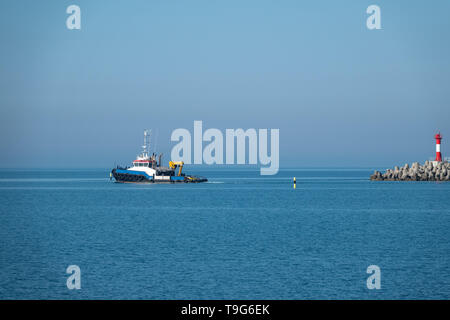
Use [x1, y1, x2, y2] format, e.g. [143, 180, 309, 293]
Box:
[111, 130, 207, 184]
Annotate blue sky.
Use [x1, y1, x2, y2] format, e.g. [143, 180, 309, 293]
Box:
[1, 0, 449, 168]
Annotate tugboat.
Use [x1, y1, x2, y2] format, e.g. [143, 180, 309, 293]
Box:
[111, 130, 207, 183]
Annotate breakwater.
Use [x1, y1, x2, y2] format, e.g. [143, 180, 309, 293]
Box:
[370, 161, 450, 181]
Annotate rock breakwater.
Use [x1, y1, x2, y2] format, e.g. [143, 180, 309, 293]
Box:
[370, 161, 450, 181]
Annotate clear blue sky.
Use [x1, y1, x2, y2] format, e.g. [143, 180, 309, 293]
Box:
[1, 0, 449, 168]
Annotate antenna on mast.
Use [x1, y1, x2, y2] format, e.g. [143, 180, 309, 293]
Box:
[142, 129, 151, 159]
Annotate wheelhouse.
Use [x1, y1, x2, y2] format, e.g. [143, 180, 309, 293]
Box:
[132, 160, 151, 167]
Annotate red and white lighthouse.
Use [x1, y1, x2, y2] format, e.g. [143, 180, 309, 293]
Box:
[435, 132, 442, 162]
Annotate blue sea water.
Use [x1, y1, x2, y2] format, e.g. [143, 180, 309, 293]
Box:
[0, 168, 449, 300]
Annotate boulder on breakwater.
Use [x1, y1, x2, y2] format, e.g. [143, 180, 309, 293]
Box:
[370, 161, 450, 181]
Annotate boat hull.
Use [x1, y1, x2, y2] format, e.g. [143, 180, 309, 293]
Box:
[111, 168, 207, 183]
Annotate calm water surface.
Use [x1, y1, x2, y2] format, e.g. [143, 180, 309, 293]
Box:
[0, 168, 449, 299]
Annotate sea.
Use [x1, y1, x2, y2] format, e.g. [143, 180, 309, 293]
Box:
[0, 168, 449, 299]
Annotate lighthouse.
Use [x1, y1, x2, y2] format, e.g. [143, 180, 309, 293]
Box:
[435, 132, 443, 162]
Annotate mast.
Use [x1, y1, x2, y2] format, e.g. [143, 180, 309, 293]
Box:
[140, 129, 151, 160]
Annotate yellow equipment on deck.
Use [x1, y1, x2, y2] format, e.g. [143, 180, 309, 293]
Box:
[169, 161, 184, 176]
